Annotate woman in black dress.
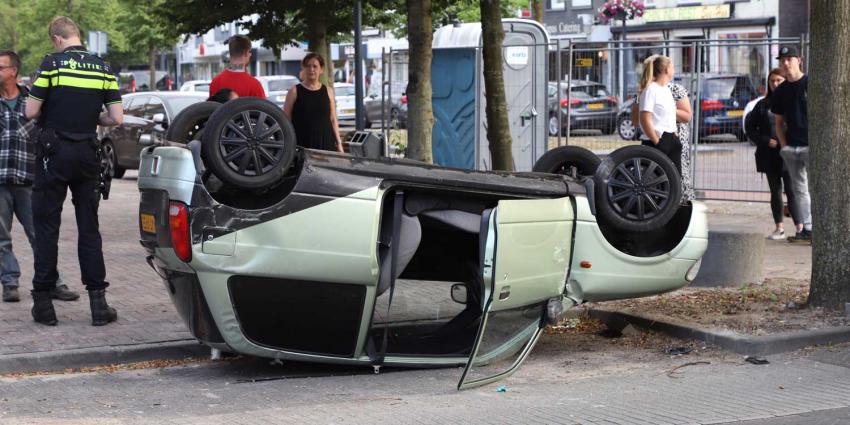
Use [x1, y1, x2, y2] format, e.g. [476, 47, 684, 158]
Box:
[745, 68, 800, 240]
[283, 53, 343, 152]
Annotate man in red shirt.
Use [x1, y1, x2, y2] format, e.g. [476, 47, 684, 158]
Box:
[209, 35, 265, 98]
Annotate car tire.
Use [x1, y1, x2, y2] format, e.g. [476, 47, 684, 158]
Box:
[618, 116, 636, 140]
[532, 145, 601, 178]
[101, 140, 125, 179]
[164, 101, 220, 144]
[593, 145, 682, 233]
[548, 114, 561, 137]
[201, 97, 296, 190]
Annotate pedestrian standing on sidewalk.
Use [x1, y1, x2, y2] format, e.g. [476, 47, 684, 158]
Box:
[25, 16, 123, 326]
[746, 68, 802, 240]
[283, 53, 344, 152]
[208, 35, 265, 99]
[638, 54, 682, 173]
[771, 46, 811, 242]
[0, 50, 78, 303]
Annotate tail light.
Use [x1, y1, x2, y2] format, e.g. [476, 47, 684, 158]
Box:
[560, 98, 581, 108]
[701, 99, 724, 111]
[400, 95, 407, 105]
[168, 201, 191, 262]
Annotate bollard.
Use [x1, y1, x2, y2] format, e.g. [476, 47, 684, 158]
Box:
[691, 228, 764, 287]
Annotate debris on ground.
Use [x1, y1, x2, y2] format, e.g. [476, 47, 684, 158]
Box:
[744, 356, 770, 365]
[496, 385, 507, 393]
[0, 357, 207, 379]
[666, 361, 711, 378]
[663, 347, 693, 356]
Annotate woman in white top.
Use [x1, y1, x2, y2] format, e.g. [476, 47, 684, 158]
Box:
[638, 55, 683, 173]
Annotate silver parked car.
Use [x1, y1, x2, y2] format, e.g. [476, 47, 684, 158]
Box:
[257, 75, 299, 107]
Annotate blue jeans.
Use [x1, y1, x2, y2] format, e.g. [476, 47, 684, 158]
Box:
[0, 185, 36, 289]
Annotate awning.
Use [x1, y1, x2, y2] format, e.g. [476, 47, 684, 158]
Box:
[610, 17, 775, 34]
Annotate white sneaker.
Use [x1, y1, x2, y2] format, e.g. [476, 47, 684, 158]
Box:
[768, 229, 786, 240]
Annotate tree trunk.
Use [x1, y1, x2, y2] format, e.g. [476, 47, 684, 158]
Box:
[532, 0, 543, 24]
[808, 1, 850, 310]
[149, 45, 156, 91]
[480, 0, 513, 171]
[406, 0, 434, 163]
[305, 10, 331, 86]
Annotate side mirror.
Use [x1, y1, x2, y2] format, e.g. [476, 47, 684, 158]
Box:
[450, 283, 467, 304]
[138, 133, 153, 146]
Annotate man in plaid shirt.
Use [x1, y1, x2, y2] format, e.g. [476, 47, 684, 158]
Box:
[0, 50, 77, 303]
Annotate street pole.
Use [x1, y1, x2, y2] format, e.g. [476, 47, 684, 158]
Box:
[354, 0, 365, 130]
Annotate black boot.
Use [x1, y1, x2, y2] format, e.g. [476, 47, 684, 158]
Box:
[31, 290, 58, 326]
[88, 289, 118, 326]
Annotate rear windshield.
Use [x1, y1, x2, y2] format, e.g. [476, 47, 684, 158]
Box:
[195, 83, 210, 92]
[268, 79, 297, 92]
[334, 86, 356, 97]
[167, 97, 203, 116]
[703, 78, 737, 99]
[570, 85, 609, 99]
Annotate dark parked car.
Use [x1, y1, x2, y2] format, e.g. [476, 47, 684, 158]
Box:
[547, 81, 619, 137]
[98, 92, 207, 178]
[364, 92, 407, 129]
[616, 73, 758, 142]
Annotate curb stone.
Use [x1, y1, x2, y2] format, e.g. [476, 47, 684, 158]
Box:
[0, 339, 208, 374]
[588, 309, 850, 356]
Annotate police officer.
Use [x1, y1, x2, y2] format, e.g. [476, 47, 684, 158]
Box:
[25, 16, 123, 326]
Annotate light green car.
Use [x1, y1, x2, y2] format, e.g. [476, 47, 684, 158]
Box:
[138, 98, 707, 390]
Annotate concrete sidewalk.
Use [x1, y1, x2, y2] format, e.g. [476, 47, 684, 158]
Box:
[0, 172, 812, 373]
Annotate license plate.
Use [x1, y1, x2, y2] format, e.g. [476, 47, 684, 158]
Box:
[587, 103, 604, 110]
[727, 109, 744, 117]
[140, 213, 156, 234]
[342, 109, 355, 115]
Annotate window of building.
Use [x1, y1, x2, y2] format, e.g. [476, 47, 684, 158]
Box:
[571, 0, 591, 8]
[548, 0, 565, 11]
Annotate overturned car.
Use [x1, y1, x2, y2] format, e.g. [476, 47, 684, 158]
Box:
[138, 98, 707, 389]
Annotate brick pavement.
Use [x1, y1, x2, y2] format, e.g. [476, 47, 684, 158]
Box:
[0, 171, 192, 357]
[0, 168, 810, 364]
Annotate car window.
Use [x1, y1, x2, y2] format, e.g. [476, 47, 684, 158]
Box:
[167, 97, 203, 117]
[122, 96, 133, 110]
[547, 85, 557, 97]
[144, 96, 165, 120]
[571, 85, 609, 99]
[196, 83, 210, 93]
[268, 79, 297, 92]
[334, 86, 356, 97]
[126, 96, 148, 117]
[703, 78, 736, 99]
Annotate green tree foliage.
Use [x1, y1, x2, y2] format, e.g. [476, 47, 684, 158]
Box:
[14, 0, 130, 75]
[118, 0, 179, 90]
[383, 0, 526, 37]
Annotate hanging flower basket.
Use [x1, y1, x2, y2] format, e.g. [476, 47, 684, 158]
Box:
[597, 0, 645, 23]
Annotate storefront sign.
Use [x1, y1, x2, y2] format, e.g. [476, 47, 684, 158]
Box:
[643, 5, 731, 23]
[544, 19, 584, 36]
[575, 58, 593, 67]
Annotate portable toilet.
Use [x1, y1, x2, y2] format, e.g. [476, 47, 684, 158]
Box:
[431, 19, 549, 172]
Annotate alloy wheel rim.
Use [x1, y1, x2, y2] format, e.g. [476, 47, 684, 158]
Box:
[606, 157, 670, 221]
[217, 110, 287, 176]
[549, 116, 559, 136]
[620, 119, 635, 139]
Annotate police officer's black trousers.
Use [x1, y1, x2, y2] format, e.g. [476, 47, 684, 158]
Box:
[32, 139, 107, 292]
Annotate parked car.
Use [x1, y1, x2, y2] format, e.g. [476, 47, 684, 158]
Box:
[98, 92, 207, 178]
[364, 92, 407, 129]
[334, 83, 356, 124]
[119, 71, 173, 94]
[179, 80, 212, 93]
[547, 81, 620, 137]
[257, 75, 299, 107]
[616, 97, 642, 141]
[741, 95, 763, 145]
[678, 73, 758, 141]
[137, 97, 707, 390]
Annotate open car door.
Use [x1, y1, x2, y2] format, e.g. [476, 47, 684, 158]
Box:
[458, 197, 574, 390]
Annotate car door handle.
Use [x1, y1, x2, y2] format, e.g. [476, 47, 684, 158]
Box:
[499, 285, 511, 301]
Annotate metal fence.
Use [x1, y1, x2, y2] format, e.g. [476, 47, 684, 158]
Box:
[378, 36, 810, 202]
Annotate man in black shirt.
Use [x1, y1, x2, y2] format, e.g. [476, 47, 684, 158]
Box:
[771, 45, 811, 242]
[24, 16, 124, 326]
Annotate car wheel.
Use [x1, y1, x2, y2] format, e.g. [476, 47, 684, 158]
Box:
[532, 145, 601, 178]
[389, 108, 401, 129]
[101, 140, 125, 179]
[618, 116, 636, 140]
[164, 101, 220, 144]
[201, 97, 296, 190]
[593, 145, 682, 233]
[548, 114, 561, 137]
